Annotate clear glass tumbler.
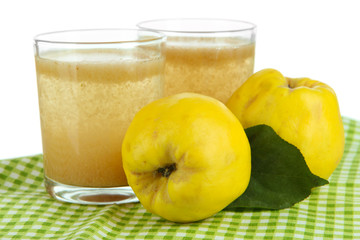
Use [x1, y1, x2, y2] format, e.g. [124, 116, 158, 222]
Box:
[137, 18, 256, 103]
[34, 29, 165, 205]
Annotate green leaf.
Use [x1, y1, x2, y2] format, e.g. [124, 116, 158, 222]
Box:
[225, 124, 328, 210]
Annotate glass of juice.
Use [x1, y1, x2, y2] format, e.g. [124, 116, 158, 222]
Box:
[137, 18, 256, 103]
[34, 29, 165, 205]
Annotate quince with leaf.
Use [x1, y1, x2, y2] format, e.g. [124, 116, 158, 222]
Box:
[227, 69, 344, 179]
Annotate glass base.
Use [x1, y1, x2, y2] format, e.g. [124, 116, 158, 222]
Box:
[45, 176, 139, 205]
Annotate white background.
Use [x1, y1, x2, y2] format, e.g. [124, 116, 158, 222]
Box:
[0, 0, 359, 159]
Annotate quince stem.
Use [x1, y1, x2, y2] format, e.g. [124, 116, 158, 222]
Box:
[157, 163, 177, 178]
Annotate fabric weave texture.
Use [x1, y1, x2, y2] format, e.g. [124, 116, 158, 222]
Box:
[0, 117, 359, 239]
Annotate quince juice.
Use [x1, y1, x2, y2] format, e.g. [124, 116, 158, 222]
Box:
[35, 49, 163, 187]
[164, 37, 255, 102]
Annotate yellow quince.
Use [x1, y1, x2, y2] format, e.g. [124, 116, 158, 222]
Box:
[227, 69, 344, 179]
[122, 93, 251, 222]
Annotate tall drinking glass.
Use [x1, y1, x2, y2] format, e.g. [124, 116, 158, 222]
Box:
[34, 29, 165, 204]
[138, 18, 256, 103]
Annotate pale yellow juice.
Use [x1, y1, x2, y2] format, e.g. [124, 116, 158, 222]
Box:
[35, 49, 163, 187]
[164, 37, 255, 102]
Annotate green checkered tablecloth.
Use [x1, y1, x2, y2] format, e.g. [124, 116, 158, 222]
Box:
[1, 117, 359, 239]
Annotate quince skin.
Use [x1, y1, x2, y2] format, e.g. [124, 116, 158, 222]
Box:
[122, 93, 251, 222]
[226, 69, 344, 179]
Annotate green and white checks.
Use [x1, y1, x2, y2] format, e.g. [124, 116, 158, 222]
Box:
[1, 117, 359, 239]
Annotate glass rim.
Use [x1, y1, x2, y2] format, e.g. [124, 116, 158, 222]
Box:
[33, 28, 166, 45]
[137, 18, 257, 34]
